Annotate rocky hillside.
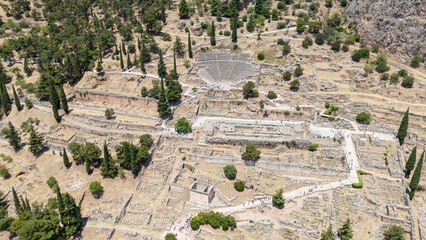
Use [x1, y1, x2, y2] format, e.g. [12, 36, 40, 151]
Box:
[346, 0, 425, 58]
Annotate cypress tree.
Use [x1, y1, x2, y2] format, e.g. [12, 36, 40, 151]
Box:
[0, 77, 12, 115]
[20, 196, 28, 212]
[28, 125, 44, 155]
[12, 187, 22, 214]
[25, 197, 31, 213]
[53, 104, 61, 123]
[24, 58, 32, 76]
[170, 51, 178, 80]
[157, 50, 167, 78]
[48, 78, 60, 110]
[231, 17, 237, 43]
[405, 146, 417, 178]
[137, 37, 141, 50]
[119, 47, 124, 70]
[130, 143, 138, 177]
[161, 5, 166, 24]
[56, 185, 64, 214]
[101, 141, 110, 177]
[121, 40, 126, 55]
[12, 85, 22, 111]
[140, 53, 146, 73]
[85, 158, 91, 174]
[141, 42, 151, 63]
[210, 20, 216, 46]
[127, 51, 132, 69]
[188, 31, 193, 58]
[59, 84, 69, 114]
[397, 108, 409, 145]
[63, 148, 71, 168]
[409, 151, 424, 199]
[8, 121, 21, 149]
[157, 78, 171, 117]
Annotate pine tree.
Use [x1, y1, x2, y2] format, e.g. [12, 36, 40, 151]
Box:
[12, 84, 22, 111]
[210, 20, 216, 46]
[405, 146, 417, 178]
[63, 148, 71, 168]
[397, 108, 409, 145]
[188, 31, 193, 58]
[179, 0, 189, 19]
[48, 78, 60, 110]
[122, 40, 126, 55]
[321, 225, 336, 240]
[0, 77, 12, 115]
[141, 42, 151, 63]
[28, 125, 44, 155]
[127, 52, 132, 69]
[157, 50, 167, 78]
[12, 187, 22, 214]
[337, 218, 353, 240]
[7, 121, 21, 149]
[231, 17, 238, 43]
[130, 143, 138, 177]
[409, 151, 424, 199]
[157, 78, 171, 117]
[59, 84, 69, 114]
[119, 47, 124, 70]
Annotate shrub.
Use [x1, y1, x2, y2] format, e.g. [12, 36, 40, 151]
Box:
[283, 71, 291, 81]
[277, 22, 286, 29]
[190, 211, 236, 231]
[46, 176, 57, 189]
[234, 181, 245, 191]
[233, 44, 238, 50]
[224, 165, 237, 180]
[243, 81, 258, 99]
[128, 44, 136, 53]
[390, 73, 400, 84]
[242, 15, 247, 22]
[398, 69, 408, 77]
[356, 112, 371, 124]
[401, 76, 414, 88]
[383, 225, 405, 240]
[289, 79, 300, 91]
[380, 73, 390, 80]
[410, 55, 422, 68]
[246, 21, 255, 32]
[352, 170, 369, 188]
[89, 181, 103, 196]
[267, 91, 277, 99]
[308, 144, 318, 151]
[165, 233, 176, 240]
[272, 188, 285, 208]
[257, 52, 265, 60]
[341, 45, 349, 52]
[105, 108, 115, 119]
[241, 144, 260, 161]
[331, 41, 341, 52]
[0, 168, 10, 179]
[302, 36, 313, 49]
[371, 43, 380, 53]
[375, 61, 390, 73]
[277, 39, 285, 45]
[175, 117, 192, 133]
[315, 33, 326, 45]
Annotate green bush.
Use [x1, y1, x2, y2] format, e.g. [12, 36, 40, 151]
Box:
[277, 22, 287, 29]
[272, 188, 285, 208]
[190, 211, 236, 231]
[165, 233, 176, 240]
[224, 165, 237, 179]
[410, 55, 422, 68]
[380, 73, 390, 80]
[390, 73, 400, 84]
[241, 144, 260, 161]
[308, 144, 319, 151]
[0, 168, 10, 179]
[175, 117, 192, 133]
[267, 91, 277, 99]
[352, 170, 369, 188]
[341, 45, 349, 52]
[234, 181, 245, 191]
[398, 69, 408, 77]
[401, 76, 414, 88]
[224, 31, 231, 36]
[356, 112, 371, 124]
[89, 181, 103, 196]
[46, 176, 57, 189]
[257, 52, 265, 60]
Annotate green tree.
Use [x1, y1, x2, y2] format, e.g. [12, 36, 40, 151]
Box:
[337, 218, 353, 240]
[12, 187, 22, 214]
[127, 52, 132, 69]
[241, 144, 260, 161]
[157, 78, 171, 117]
[0, 168, 10, 179]
[140, 134, 153, 148]
[161, 5, 166, 24]
[140, 42, 151, 63]
[210, 20, 216, 46]
[48, 78, 60, 110]
[401, 76, 414, 88]
[0, 77, 12, 115]
[175, 117, 192, 133]
[158, 51, 167, 78]
[371, 43, 380, 53]
[321, 225, 336, 240]
[28, 125, 44, 155]
[12, 85, 22, 111]
[410, 55, 422, 68]
[166, 80, 182, 103]
[383, 225, 405, 240]
[409, 151, 424, 199]
[188, 31, 193, 58]
[231, 17, 237, 43]
[173, 37, 185, 54]
[101, 141, 118, 178]
[234, 181, 245, 191]
[105, 108, 115, 119]
[405, 147, 417, 178]
[289, 79, 300, 91]
[24, 98, 33, 109]
[119, 47, 124, 70]
[165, 233, 177, 240]
[294, 66, 303, 77]
[130, 143, 138, 177]
[397, 108, 409, 145]
[223, 165, 237, 179]
[23, 57, 32, 76]
[60, 192, 82, 236]
[115, 141, 150, 170]
[63, 148, 71, 168]
[7, 122, 21, 149]
[46, 176, 58, 189]
[59, 84, 69, 114]
[179, 0, 189, 19]
[272, 188, 285, 208]
[89, 181, 103, 196]
[267, 90, 277, 99]
[170, 51, 178, 80]
[356, 112, 371, 124]
[242, 81, 258, 99]
[283, 71, 292, 81]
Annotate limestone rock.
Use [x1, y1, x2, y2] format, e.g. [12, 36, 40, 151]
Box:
[282, 37, 290, 43]
[193, 23, 203, 36]
[177, 21, 186, 30]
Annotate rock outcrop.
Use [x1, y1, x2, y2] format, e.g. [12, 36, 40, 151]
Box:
[346, 0, 425, 58]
